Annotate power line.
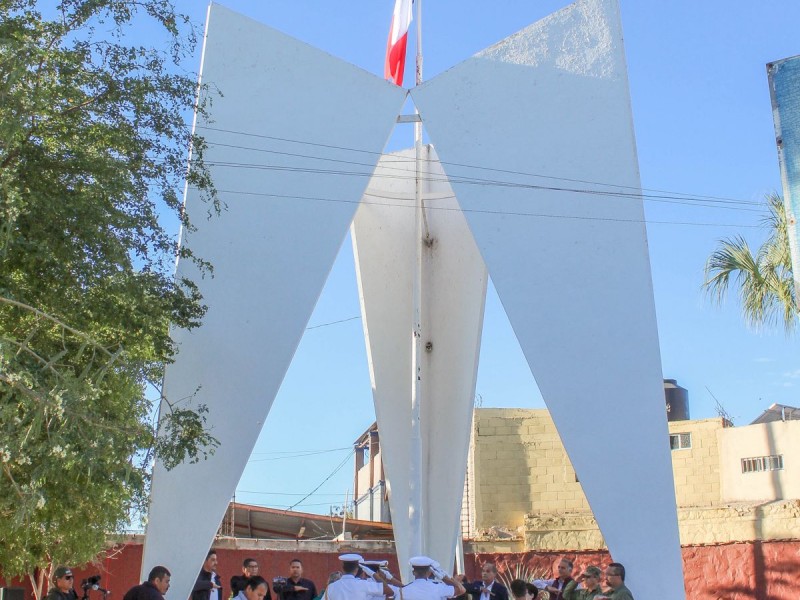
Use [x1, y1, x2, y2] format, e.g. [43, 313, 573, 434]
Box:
[196, 124, 764, 208]
[237, 490, 349, 497]
[208, 187, 762, 229]
[246, 446, 352, 463]
[202, 157, 763, 213]
[285, 449, 355, 511]
[250, 446, 353, 455]
[306, 315, 361, 331]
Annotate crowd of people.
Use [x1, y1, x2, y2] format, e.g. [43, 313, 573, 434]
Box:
[47, 552, 634, 600]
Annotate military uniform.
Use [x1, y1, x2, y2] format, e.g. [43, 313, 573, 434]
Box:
[324, 574, 383, 600]
[604, 585, 634, 600]
[561, 580, 603, 600]
[395, 578, 456, 599]
[324, 554, 386, 600]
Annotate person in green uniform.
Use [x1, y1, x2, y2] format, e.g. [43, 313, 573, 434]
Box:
[561, 566, 603, 600]
[595, 564, 633, 600]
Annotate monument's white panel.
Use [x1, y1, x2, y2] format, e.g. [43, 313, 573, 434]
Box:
[142, 5, 406, 597]
[411, 0, 684, 597]
[352, 147, 487, 576]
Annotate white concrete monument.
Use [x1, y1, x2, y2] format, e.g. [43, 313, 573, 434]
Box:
[144, 1, 685, 598]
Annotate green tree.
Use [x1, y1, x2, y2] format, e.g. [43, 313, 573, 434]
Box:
[703, 193, 797, 332]
[0, 1, 218, 595]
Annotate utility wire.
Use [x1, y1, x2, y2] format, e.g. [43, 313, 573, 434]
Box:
[202, 158, 763, 213]
[285, 449, 355, 511]
[196, 124, 763, 208]
[246, 446, 352, 463]
[206, 187, 761, 229]
[250, 446, 353, 455]
[237, 490, 350, 497]
[306, 315, 361, 330]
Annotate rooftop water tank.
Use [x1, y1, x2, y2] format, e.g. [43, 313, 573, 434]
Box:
[664, 379, 689, 421]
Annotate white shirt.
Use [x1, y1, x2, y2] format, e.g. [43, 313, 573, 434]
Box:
[210, 573, 219, 600]
[532, 578, 565, 592]
[396, 579, 456, 600]
[325, 574, 384, 600]
[480, 581, 494, 600]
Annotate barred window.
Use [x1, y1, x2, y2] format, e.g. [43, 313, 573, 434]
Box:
[669, 432, 692, 450]
[741, 455, 784, 473]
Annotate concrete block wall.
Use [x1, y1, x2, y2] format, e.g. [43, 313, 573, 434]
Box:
[668, 418, 725, 507]
[471, 409, 589, 531]
[469, 410, 728, 532]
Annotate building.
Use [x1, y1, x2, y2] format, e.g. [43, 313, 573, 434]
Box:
[353, 422, 389, 523]
[352, 383, 800, 549]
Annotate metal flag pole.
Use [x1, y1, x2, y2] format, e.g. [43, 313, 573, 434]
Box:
[408, 0, 425, 563]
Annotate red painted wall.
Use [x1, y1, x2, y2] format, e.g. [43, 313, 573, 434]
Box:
[3, 540, 800, 600]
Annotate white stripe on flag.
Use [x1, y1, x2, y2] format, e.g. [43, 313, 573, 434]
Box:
[385, 0, 413, 85]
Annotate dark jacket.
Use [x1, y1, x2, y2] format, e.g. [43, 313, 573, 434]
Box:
[272, 577, 317, 600]
[46, 589, 78, 600]
[192, 570, 222, 600]
[464, 580, 509, 600]
[123, 582, 164, 600]
[543, 577, 575, 600]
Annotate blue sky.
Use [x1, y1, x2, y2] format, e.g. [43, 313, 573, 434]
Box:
[162, 0, 800, 514]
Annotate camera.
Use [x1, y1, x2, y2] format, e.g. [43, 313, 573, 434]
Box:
[81, 577, 101, 592]
[78, 575, 108, 600]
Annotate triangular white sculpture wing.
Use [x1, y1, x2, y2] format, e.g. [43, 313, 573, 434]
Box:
[411, 0, 684, 597]
[142, 6, 406, 598]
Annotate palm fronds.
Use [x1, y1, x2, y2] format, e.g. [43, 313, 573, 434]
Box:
[703, 193, 798, 333]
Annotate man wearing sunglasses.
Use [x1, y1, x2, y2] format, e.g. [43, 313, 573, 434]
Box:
[47, 567, 79, 600]
[562, 566, 603, 600]
[595, 564, 633, 600]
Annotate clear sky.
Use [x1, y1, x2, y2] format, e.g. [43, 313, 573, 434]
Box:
[164, 0, 800, 516]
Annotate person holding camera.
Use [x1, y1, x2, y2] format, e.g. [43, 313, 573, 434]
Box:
[272, 559, 316, 600]
[123, 566, 172, 600]
[47, 567, 79, 600]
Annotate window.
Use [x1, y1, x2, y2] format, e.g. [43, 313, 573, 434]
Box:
[669, 432, 692, 450]
[741, 455, 783, 474]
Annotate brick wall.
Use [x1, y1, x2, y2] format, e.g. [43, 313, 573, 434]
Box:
[4, 539, 799, 600]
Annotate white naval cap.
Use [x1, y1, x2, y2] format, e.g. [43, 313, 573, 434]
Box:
[409, 556, 435, 568]
[361, 560, 389, 567]
[339, 553, 364, 562]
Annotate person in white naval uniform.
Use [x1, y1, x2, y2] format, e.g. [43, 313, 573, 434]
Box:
[324, 554, 393, 600]
[394, 556, 466, 600]
[362, 561, 403, 599]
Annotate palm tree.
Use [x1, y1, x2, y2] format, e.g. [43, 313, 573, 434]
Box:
[703, 193, 797, 333]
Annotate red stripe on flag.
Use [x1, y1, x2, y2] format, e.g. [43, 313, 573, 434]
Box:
[385, 29, 408, 86]
[384, 0, 412, 86]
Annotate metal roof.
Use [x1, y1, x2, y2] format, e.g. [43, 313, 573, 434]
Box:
[750, 403, 800, 424]
[224, 502, 393, 541]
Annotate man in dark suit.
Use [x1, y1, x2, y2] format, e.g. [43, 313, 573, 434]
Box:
[464, 563, 509, 600]
[192, 550, 223, 600]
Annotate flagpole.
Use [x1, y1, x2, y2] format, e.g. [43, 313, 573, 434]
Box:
[409, 0, 425, 564]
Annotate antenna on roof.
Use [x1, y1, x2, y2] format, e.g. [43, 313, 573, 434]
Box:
[705, 386, 734, 425]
